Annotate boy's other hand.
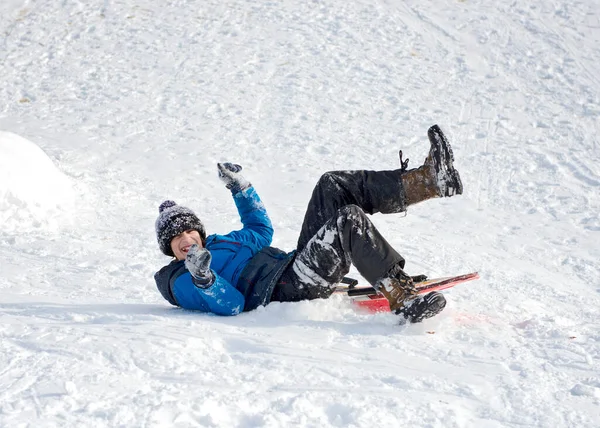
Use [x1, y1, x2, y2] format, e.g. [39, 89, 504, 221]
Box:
[185, 244, 215, 288]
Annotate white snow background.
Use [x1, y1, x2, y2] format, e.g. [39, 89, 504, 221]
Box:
[1, 0, 599, 427]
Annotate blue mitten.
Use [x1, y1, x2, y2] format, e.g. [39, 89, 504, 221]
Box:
[184, 244, 215, 288]
[217, 163, 251, 193]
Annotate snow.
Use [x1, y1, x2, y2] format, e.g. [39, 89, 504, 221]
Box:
[1, 0, 599, 426]
[0, 131, 74, 231]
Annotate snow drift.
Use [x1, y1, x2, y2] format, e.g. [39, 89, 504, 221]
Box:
[0, 131, 74, 230]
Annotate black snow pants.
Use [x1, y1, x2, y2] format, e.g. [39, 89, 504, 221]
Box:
[271, 170, 409, 302]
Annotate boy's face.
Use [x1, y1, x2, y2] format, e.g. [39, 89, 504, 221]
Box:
[170, 229, 203, 260]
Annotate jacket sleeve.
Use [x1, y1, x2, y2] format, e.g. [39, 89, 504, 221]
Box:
[156, 261, 245, 315]
[227, 186, 274, 248]
[172, 272, 245, 316]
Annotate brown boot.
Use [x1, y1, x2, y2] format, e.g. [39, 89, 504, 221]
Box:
[374, 265, 418, 312]
[375, 267, 447, 323]
[401, 164, 440, 205]
[400, 124, 463, 205]
[376, 276, 418, 313]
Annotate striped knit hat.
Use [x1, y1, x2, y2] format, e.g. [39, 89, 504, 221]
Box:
[155, 200, 206, 257]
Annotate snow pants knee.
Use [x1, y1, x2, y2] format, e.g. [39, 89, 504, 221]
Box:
[271, 170, 409, 302]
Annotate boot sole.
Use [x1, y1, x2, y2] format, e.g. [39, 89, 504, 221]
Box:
[427, 125, 463, 196]
[395, 292, 447, 324]
[408, 292, 447, 323]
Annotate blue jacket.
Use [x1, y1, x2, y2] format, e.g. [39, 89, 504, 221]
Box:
[154, 186, 294, 315]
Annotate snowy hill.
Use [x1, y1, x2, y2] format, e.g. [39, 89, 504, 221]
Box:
[1, 0, 599, 426]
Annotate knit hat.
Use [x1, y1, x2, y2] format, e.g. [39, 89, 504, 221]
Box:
[155, 200, 206, 257]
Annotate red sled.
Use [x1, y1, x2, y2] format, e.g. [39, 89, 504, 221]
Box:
[337, 272, 479, 313]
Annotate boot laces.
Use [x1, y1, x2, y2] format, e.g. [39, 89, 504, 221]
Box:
[398, 150, 410, 174]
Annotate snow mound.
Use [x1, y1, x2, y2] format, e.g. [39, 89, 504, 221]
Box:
[0, 131, 74, 231]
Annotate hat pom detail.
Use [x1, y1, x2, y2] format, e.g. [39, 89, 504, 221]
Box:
[159, 200, 177, 213]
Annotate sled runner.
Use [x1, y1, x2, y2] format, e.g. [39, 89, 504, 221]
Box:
[336, 272, 480, 313]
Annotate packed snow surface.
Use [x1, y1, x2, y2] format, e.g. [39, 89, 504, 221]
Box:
[1, 0, 599, 427]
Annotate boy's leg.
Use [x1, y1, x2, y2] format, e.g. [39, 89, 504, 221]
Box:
[297, 170, 407, 251]
[272, 204, 447, 323]
[273, 205, 405, 302]
[297, 125, 462, 251]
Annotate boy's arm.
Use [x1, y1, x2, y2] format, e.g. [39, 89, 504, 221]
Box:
[217, 163, 274, 247]
[155, 261, 244, 316]
[178, 244, 245, 315]
[231, 187, 273, 246]
[172, 272, 245, 316]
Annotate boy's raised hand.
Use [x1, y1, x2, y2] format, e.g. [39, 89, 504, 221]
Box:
[185, 244, 215, 288]
[217, 163, 250, 193]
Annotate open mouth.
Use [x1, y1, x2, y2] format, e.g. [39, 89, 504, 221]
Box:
[181, 245, 192, 254]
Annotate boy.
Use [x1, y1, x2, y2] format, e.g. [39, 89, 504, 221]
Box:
[154, 125, 462, 323]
